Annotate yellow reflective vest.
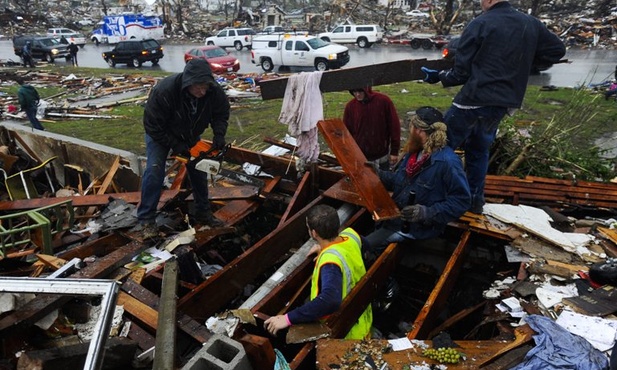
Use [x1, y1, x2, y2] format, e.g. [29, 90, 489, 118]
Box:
[310, 227, 372, 339]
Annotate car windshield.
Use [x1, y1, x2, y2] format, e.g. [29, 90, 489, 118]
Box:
[40, 38, 61, 46]
[306, 38, 330, 49]
[205, 48, 227, 58]
[142, 40, 160, 49]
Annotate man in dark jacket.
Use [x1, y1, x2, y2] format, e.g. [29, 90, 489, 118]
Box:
[137, 59, 230, 238]
[16, 78, 45, 131]
[21, 41, 34, 68]
[68, 42, 79, 67]
[364, 107, 470, 256]
[343, 86, 400, 170]
[422, 0, 565, 214]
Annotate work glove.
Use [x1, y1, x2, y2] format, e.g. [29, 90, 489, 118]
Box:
[421, 67, 440, 84]
[401, 204, 428, 223]
[212, 135, 226, 150]
[171, 143, 190, 158]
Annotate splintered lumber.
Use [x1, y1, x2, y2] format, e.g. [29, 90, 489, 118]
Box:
[258, 58, 453, 100]
[0, 187, 252, 212]
[318, 118, 399, 221]
[484, 175, 617, 210]
[121, 279, 212, 344]
[152, 257, 177, 370]
[278, 171, 312, 227]
[408, 230, 472, 339]
[178, 196, 326, 320]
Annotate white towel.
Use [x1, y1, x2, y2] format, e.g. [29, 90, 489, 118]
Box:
[278, 71, 323, 163]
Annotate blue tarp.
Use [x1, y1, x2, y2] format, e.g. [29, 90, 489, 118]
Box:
[511, 315, 609, 370]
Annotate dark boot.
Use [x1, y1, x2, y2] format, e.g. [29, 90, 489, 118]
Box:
[194, 211, 224, 227]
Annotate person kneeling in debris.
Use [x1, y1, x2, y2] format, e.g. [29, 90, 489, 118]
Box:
[264, 204, 372, 340]
[363, 107, 471, 258]
[137, 59, 229, 238]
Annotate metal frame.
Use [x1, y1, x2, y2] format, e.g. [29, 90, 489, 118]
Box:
[0, 277, 119, 370]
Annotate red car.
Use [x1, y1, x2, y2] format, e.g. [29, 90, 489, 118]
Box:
[184, 45, 240, 73]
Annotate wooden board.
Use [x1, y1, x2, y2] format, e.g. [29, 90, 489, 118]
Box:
[318, 119, 399, 221]
[259, 58, 453, 100]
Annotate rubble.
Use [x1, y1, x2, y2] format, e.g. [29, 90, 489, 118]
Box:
[0, 115, 614, 369]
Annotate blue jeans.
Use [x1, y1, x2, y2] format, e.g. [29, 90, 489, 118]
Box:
[364, 221, 416, 256]
[25, 106, 45, 130]
[137, 134, 211, 224]
[444, 106, 507, 211]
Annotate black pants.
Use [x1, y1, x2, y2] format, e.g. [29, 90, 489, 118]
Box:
[71, 53, 78, 66]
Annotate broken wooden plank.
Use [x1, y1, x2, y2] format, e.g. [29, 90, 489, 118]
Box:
[408, 230, 472, 339]
[0, 240, 148, 334]
[152, 257, 178, 370]
[121, 279, 212, 344]
[0, 186, 254, 212]
[318, 118, 399, 221]
[278, 171, 312, 227]
[178, 196, 326, 320]
[322, 177, 365, 206]
[259, 58, 453, 100]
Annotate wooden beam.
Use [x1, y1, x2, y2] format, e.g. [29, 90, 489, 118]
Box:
[0, 190, 181, 211]
[259, 58, 453, 100]
[318, 118, 399, 221]
[278, 171, 311, 227]
[121, 279, 212, 344]
[152, 258, 178, 370]
[408, 230, 472, 339]
[178, 196, 326, 320]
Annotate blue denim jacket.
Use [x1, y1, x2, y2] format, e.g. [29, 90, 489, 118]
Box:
[378, 147, 471, 239]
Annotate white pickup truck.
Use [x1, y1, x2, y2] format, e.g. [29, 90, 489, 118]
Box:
[250, 33, 350, 72]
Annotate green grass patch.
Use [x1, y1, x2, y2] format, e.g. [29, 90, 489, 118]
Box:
[2, 69, 614, 181]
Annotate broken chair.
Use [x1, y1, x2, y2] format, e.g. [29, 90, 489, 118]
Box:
[0, 156, 58, 200]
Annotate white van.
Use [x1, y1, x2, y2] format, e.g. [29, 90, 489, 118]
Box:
[318, 24, 383, 48]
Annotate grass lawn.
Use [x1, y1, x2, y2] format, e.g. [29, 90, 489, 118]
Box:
[2, 68, 615, 181]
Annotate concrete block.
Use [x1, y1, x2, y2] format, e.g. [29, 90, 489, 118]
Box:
[182, 334, 252, 370]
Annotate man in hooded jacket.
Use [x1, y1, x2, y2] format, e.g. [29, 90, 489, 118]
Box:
[343, 86, 401, 170]
[137, 59, 230, 238]
[16, 77, 44, 130]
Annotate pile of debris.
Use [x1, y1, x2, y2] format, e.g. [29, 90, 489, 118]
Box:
[0, 112, 615, 369]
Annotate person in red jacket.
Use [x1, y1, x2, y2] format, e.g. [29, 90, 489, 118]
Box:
[343, 86, 401, 170]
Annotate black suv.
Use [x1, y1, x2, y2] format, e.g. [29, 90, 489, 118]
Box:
[102, 39, 164, 68]
[13, 35, 71, 63]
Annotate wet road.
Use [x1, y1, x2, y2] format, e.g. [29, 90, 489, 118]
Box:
[1, 40, 616, 87]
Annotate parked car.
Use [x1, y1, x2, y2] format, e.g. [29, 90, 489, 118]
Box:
[102, 39, 164, 68]
[318, 24, 383, 48]
[260, 26, 284, 34]
[183, 45, 240, 73]
[406, 9, 430, 18]
[13, 35, 71, 63]
[46, 28, 87, 48]
[205, 28, 256, 51]
[442, 36, 557, 74]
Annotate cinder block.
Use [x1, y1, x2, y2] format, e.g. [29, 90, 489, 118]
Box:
[182, 334, 253, 370]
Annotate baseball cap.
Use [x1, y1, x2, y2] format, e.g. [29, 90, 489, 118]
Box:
[415, 106, 444, 125]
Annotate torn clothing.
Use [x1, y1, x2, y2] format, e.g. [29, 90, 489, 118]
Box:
[279, 71, 323, 163]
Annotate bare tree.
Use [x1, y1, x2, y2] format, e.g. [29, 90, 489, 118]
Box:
[430, 0, 466, 35]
